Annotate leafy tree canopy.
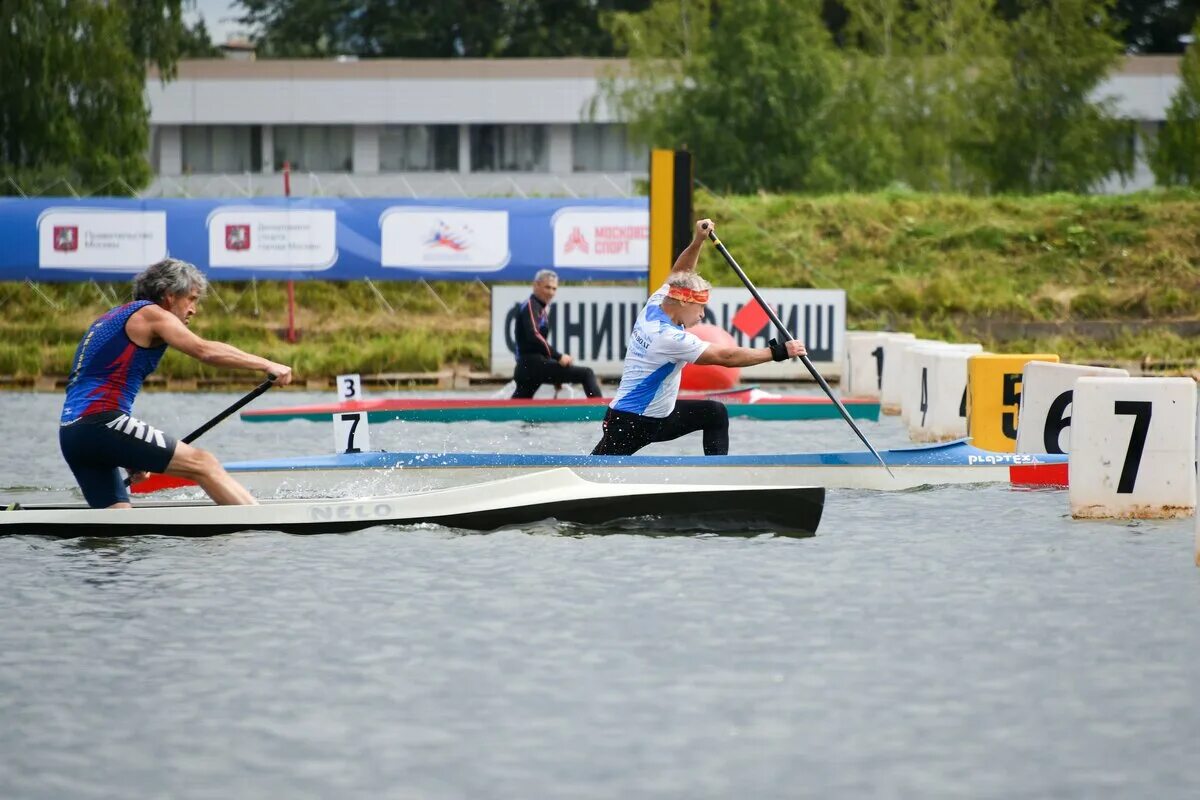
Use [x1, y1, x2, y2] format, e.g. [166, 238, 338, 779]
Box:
[606, 0, 839, 193]
[235, 0, 651, 58]
[0, 1, 193, 195]
[1151, 18, 1200, 184]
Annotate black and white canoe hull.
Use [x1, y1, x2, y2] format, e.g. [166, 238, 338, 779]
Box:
[1, 469, 824, 539]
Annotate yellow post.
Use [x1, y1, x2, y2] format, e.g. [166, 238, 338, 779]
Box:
[967, 353, 1060, 452]
[648, 149, 693, 292]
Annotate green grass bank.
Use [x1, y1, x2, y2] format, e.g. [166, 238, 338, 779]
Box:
[2, 189, 1198, 385]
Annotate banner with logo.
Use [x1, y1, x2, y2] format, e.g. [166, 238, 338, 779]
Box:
[0, 197, 648, 282]
[490, 286, 846, 379]
[37, 209, 168, 271]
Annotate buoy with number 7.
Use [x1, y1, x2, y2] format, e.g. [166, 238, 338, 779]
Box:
[1069, 377, 1196, 520]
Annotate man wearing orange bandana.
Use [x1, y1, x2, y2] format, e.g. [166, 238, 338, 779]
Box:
[591, 219, 806, 456]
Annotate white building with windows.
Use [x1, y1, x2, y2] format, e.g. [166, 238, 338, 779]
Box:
[144, 55, 1182, 197]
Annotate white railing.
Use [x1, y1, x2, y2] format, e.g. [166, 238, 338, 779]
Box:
[140, 171, 644, 198]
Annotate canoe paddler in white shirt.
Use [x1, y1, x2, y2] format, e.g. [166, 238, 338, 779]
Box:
[590, 219, 806, 456]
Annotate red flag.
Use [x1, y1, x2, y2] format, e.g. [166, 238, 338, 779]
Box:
[731, 301, 770, 338]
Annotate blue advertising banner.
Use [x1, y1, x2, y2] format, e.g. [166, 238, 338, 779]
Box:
[0, 196, 649, 282]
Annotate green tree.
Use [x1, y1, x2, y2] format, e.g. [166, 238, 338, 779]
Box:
[181, 16, 222, 57]
[1107, 0, 1198, 53]
[958, 0, 1133, 193]
[236, 0, 650, 57]
[499, 0, 653, 56]
[0, 1, 192, 195]
[606, 0, 840, 193]
[833, 0, 1001, 191]
[1151, 23, 1200, 184]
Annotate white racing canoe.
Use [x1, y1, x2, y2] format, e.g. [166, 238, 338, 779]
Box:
[2, 469, 825, 538]
[132, 439, 1069, 498]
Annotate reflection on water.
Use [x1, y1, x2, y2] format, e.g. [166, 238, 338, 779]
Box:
[2, 391, 1199, 799]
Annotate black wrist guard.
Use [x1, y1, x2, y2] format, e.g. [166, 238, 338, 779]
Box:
[768, 338, 789, 362]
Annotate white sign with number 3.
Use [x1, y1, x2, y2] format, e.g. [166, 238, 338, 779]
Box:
[336, 373, 363, 402]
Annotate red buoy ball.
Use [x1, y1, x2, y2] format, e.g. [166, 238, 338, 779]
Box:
[680, 324, 740, 391]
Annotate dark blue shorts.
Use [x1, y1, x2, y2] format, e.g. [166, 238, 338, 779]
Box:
[59, 411, 179, 508]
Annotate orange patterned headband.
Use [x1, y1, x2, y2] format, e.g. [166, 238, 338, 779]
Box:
[667, 285, 710, 304]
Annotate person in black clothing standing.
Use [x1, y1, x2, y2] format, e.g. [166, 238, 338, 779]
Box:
[512, 269, 602, 399]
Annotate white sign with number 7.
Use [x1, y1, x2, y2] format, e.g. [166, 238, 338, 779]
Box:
[333, 411, 370, 455]
[1070, 376, 1196, 519]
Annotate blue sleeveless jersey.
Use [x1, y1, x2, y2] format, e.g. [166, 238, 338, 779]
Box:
[61, 301, 167, 424]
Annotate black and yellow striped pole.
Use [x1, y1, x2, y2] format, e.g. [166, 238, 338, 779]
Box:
[648, 149, 693, 292]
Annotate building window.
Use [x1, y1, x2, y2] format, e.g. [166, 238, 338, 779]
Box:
[273, 126, 353, 172]
[181, 126, 262, 173]
[572, 124, 645, 172]
[469, 125, 548, 172]
[150, 127, 162, 172]
[379, 125, 458, 171]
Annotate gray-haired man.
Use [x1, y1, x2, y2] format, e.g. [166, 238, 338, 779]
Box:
[59, 258, 293, 508]
[511, 269, 602, 398]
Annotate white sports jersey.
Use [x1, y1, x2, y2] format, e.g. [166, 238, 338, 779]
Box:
[610, 283, 710, 418]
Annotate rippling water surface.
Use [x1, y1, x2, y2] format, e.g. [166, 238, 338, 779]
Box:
[2, 389, 1198, 799]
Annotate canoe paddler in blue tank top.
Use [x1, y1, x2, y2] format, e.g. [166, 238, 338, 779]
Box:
[59, 258, 293, 508]
[591, 219, 807, 456]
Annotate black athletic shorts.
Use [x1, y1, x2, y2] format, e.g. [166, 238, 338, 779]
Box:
[59, 411, 179, 508]
[590, 399, 730, 456]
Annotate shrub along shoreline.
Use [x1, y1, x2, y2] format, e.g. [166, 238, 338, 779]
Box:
[2, 189, 1198, 386]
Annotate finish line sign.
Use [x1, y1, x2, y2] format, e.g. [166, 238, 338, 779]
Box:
[490, 286, 846, 379]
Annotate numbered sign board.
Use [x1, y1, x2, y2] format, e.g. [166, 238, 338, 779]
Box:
[843, 332, 907, 399]
[1070, 377, 1196, 519]
[966, 353, 1059, 452]
[333, 411, 371, 454]
[1015, 362, 1130, 454]
[336, 373, 363, 402]
[908, 346, 983, 443]
[902, 343, 982, 432]
[878, 334, 921, 415]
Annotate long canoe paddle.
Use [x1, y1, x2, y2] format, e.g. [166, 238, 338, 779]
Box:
[125, 374, 278, 488]
[704, 227, 894, 477]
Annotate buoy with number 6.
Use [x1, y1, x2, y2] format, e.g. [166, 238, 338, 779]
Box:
[1015, 362, 1130, 455]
